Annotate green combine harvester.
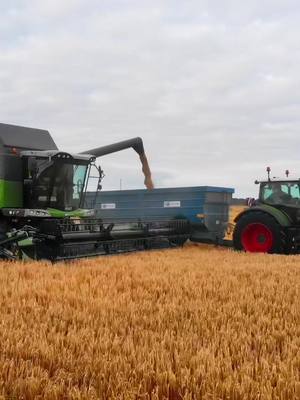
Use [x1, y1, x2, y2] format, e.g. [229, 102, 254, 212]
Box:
[0, 123, 189, 261]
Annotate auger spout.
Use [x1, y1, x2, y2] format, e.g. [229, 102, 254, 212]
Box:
[81, 137, 154, 190]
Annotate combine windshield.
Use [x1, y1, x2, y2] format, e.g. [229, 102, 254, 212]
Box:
[261, 182, 300, 206]
[25, 159, 89, 211]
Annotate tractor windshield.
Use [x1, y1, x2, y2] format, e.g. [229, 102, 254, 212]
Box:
[24, 158, 89, 211]
[261, 182, 300, 206]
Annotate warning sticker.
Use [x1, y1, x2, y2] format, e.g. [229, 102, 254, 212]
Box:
[100, 203, 116, 209]
[164, 201, 181, 208]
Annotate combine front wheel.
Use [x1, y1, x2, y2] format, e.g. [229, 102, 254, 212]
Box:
[233, 212, 285, 254]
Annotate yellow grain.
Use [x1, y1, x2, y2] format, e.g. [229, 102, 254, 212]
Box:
[0, 244, 298, 399]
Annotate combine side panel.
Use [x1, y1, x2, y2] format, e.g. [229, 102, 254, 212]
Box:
[0, 180, 23, 208]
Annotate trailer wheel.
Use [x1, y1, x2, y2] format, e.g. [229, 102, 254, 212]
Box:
[233, 212, 286, 254]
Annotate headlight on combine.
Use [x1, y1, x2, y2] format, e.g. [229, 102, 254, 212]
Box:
[83, 209, 95, 217]
[24, 209, 51, 217]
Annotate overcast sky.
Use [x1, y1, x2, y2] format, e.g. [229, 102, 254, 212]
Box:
[1, 1, 300, 197]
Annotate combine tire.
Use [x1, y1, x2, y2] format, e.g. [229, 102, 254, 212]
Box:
[233, 212, 286, 254]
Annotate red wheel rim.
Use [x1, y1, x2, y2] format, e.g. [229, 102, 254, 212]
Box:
[241, 223, 274, 253]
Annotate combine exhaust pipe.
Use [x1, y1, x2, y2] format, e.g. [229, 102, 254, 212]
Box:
[81, 137, 154, 190]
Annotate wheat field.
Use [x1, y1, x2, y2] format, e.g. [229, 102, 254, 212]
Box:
[0, 244, 299, 399]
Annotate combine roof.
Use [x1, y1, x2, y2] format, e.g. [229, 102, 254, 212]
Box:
[0, 123, 58, 151]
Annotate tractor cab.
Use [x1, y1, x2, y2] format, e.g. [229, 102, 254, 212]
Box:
[256, 179, 300, 228]
[259, 180, 300, 207]
[21, 150, 103, 213]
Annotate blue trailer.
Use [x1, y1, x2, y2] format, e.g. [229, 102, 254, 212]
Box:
[85, 186, 234, 244]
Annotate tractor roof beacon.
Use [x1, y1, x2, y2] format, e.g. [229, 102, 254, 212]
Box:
[233, 174, 300, 254]
[0, 123, 189, 261]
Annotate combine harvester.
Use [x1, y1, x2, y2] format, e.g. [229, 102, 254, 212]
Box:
[0, 124, 231, 261]
[0, 123, 192, 261]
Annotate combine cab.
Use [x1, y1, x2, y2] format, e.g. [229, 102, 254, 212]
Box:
[233, 173, 300, 254]
[0, 123, 189, 261]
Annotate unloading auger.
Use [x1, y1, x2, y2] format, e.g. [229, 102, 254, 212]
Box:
[0, 123, 189, 261]
[81, 137, 154, 190]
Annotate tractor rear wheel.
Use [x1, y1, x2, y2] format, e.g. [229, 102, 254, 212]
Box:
[233, 212, 286, 254]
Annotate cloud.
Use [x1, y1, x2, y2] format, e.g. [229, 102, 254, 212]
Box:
[0, 1, 300, 196]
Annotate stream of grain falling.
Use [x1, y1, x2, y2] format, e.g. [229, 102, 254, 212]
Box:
[140, 153, 154, 189]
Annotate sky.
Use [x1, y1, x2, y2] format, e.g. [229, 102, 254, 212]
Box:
[1, 0, 300, 197]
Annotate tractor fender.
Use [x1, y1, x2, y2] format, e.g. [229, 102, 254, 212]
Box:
[234, 205, 292, 227]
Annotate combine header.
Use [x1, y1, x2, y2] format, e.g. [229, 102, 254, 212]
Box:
[0, 123, 189, 261]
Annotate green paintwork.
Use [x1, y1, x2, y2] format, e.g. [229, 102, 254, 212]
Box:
[47, 208, 93, 218]
[259, 204, 291, 226]
[18, 238, 33, 247]
[0, 179, 23, 208]
[235, 205, 291, 227]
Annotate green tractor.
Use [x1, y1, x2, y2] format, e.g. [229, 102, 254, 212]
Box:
[233, 169, 300, 254]
[0, 123, 189, 261]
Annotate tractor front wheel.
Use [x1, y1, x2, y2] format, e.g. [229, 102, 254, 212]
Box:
[233, 212, 286, 254]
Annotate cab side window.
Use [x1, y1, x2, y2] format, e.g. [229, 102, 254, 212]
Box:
[290, 184, 300, 199]
[281, 184, 289, 194]
[261, 185, 272, 201]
